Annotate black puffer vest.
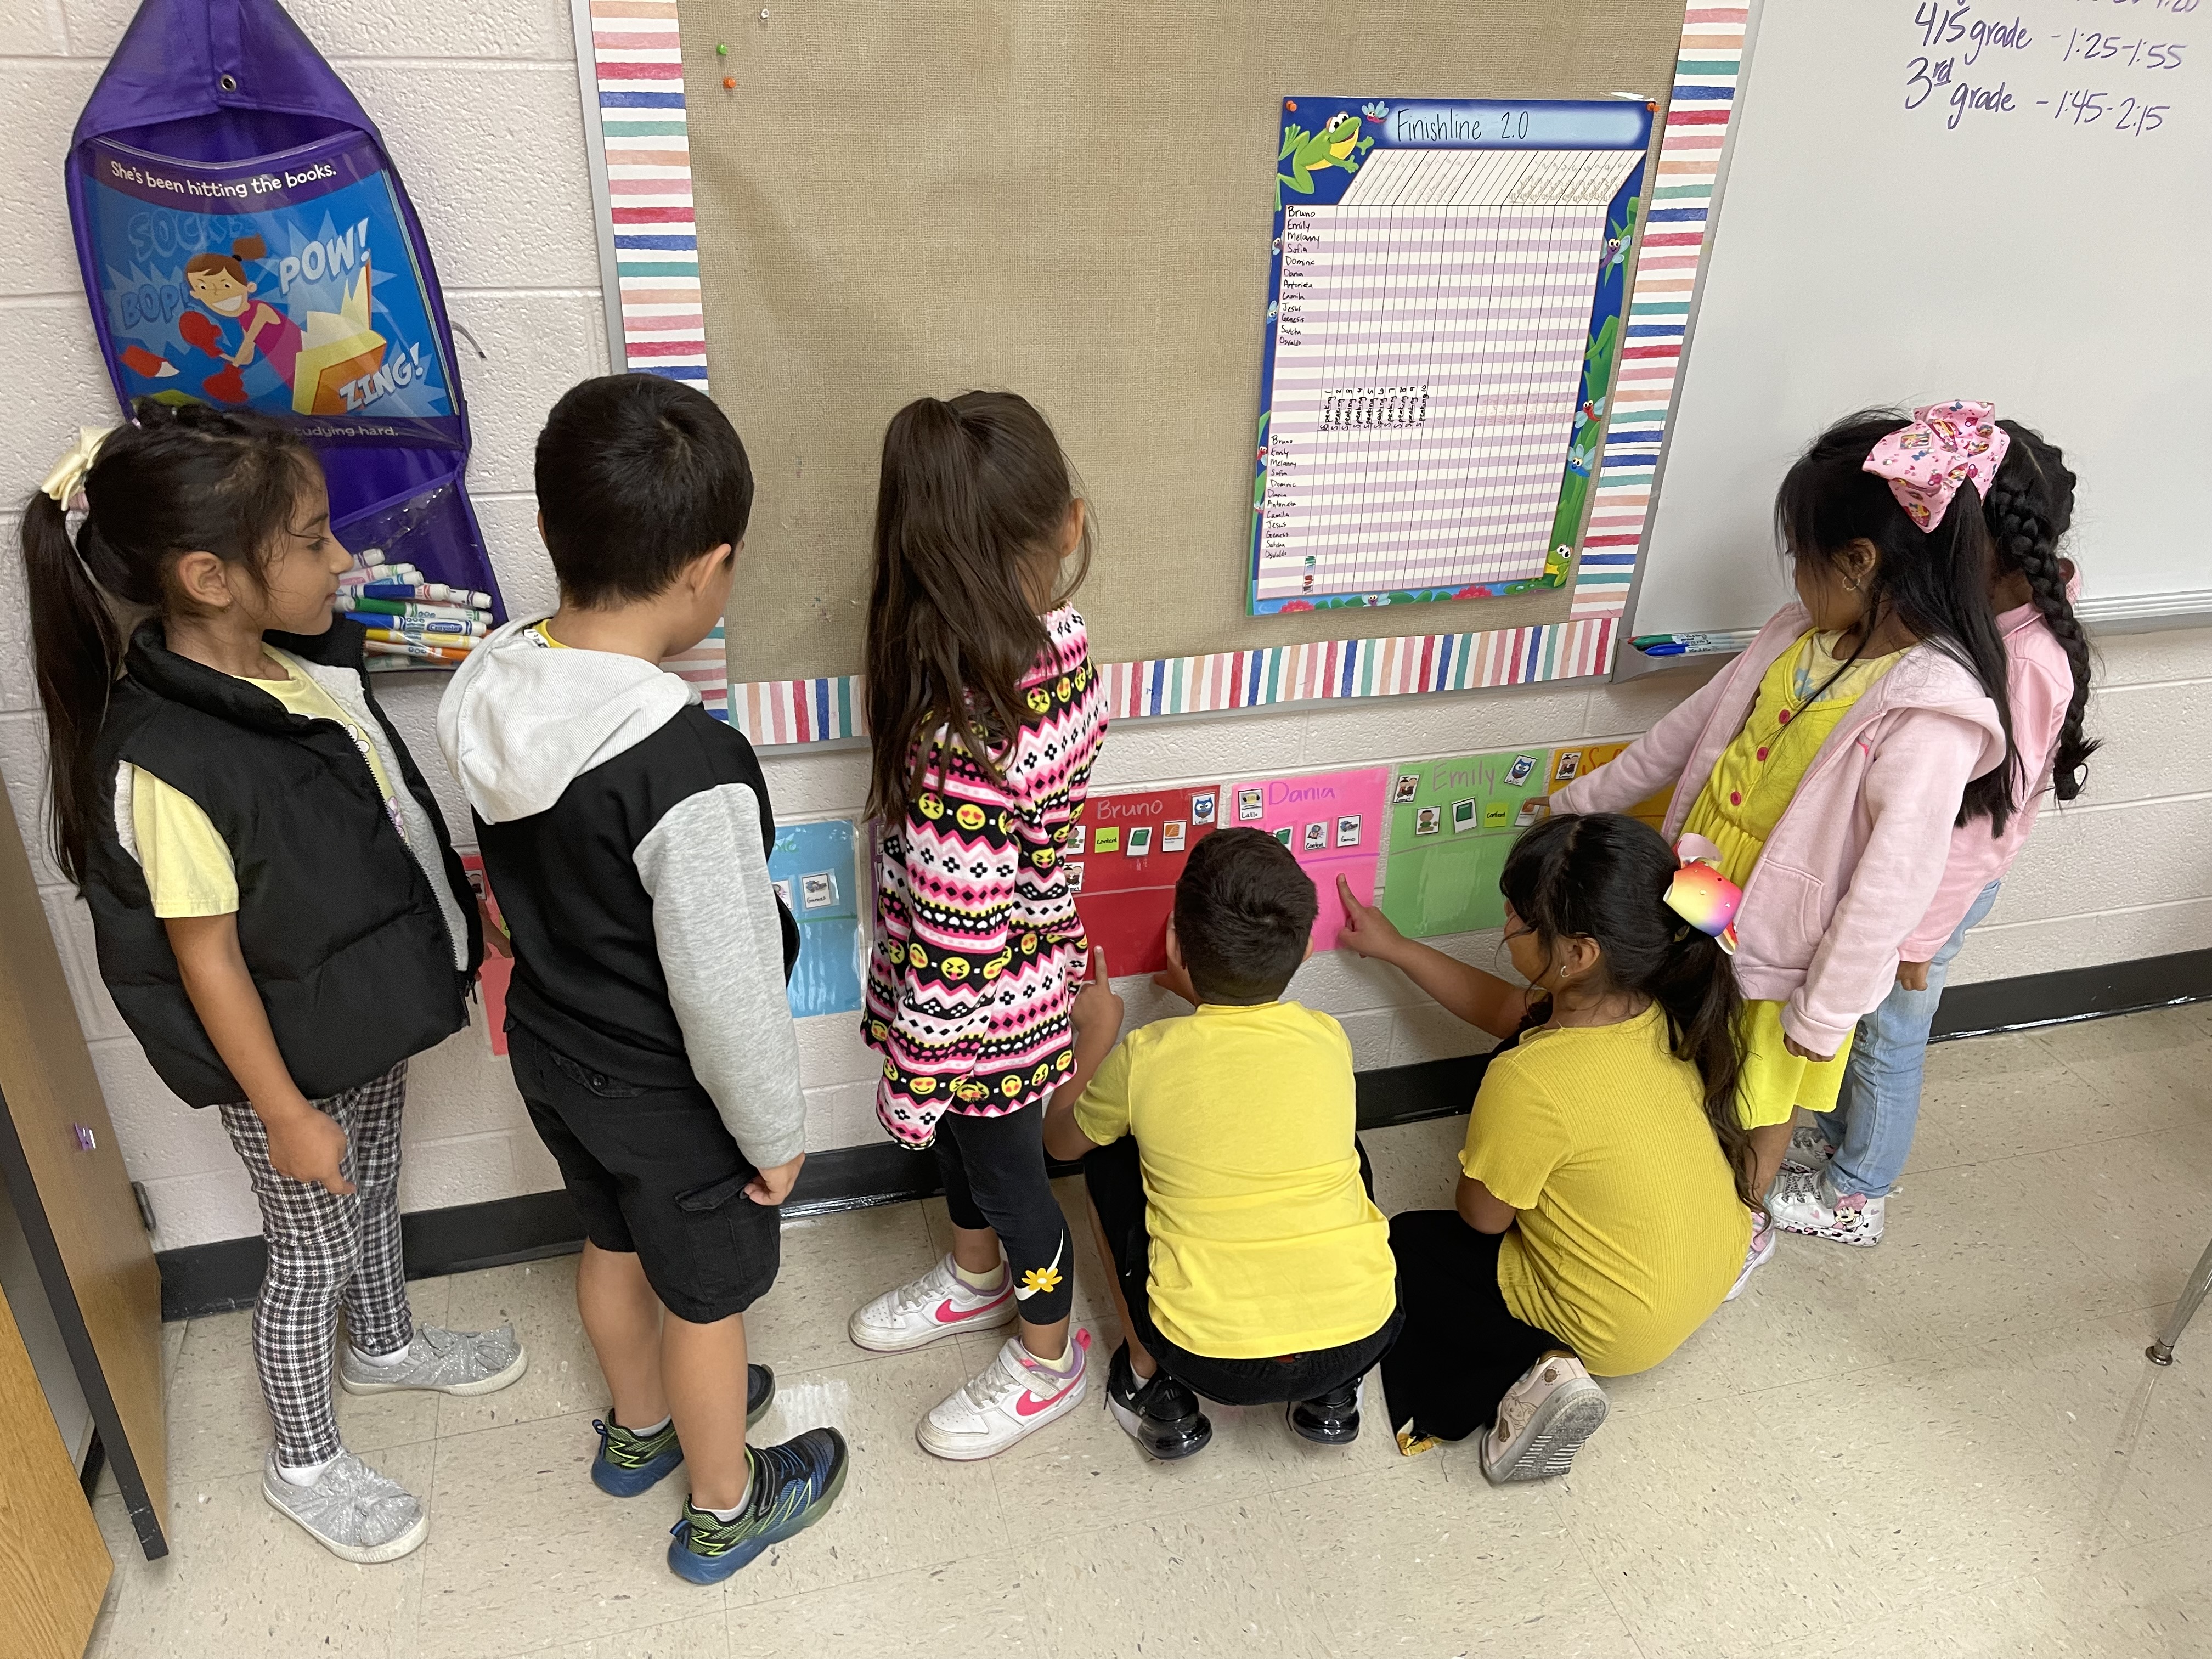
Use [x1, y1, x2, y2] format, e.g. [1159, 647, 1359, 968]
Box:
[82, 619, 482, 1106]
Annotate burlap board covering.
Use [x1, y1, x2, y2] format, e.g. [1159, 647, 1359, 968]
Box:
[681, 0, 1685, 684]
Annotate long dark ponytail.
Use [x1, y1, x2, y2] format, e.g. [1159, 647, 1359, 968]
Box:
[1987, 419, 2096, 801]
[1500, 812, 1756, 1209]
[1775, 410, 2019, 835]
[864, 392, 1093, 823]
[20, 399, 318, 885]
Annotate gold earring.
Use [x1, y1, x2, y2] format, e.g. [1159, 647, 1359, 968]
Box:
[1842, 577, 1860, 592]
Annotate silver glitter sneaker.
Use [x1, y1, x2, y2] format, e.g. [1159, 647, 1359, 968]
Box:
[339, 1324, 528, 1396]
[262, 1449, 430, 1563]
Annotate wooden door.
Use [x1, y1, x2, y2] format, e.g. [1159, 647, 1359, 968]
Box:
[0, 1278, 110, 1658]
[0, 774, 168, 1558]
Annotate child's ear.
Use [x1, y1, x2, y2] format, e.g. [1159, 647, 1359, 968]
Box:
[172, 549, 232, 611]
[1062, 498, 1086, 559]
[536, 510, 548, 549]
[1302, 938, 1314, 963]
[1164, 917, 1183, 968]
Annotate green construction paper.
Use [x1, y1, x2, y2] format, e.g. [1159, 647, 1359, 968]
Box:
[1380, 751, 1555, 938]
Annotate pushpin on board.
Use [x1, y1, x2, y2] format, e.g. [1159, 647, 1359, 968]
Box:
[716, 40, 728, 54]
[723, 75, 736, 88]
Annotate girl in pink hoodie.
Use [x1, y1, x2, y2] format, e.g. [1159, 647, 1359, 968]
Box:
[1553, 404, 2018, 1284]
[1766, 421, 2094, 1246]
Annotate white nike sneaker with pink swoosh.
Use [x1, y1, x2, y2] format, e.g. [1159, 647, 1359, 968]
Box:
[848, 1252, 1017, 1353]
[917, 1330, 1091, 1461]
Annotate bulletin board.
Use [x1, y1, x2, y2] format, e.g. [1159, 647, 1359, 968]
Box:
[574, 0, 1751, 743]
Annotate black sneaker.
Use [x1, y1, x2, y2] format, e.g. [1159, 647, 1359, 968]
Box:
[1287, 1376, 1362, 1446]
[590, 1364, 776, 1498]
[746, 1362, 776, 1426]
[667, 1427, 849, 1584]
[1104, 1341, 1212, 1460]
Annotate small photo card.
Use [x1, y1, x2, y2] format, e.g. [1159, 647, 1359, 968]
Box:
[1451, 799, 1479, 834]
[1505, 754, 1539, 787]
[1066, 860, 1085, 891]
[1515, 798, 1549, 828]
[1161, 820, 1187, 853]
[1391, 772, 1421, 805]
[1553, 749, 1584, 783]
[800, 871, 837, 910]
[771, 878, 795, 908]
[1127, 826, 1154, 855]
[1273, 826, 1295, 848]
[1335, 814, 1361, 847]
[1093, 827, 1122, 854]
[1065, 823, 1087, 854]
[1302, 821, 1328, 851]
[1238, 787, 1265, 822]
[1483, 800, 1513, 830]
[1190, 792, 1218, 824]
[1414, 806, 1442, 836]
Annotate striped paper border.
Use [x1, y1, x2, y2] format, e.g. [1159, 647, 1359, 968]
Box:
[576, 4, 1744, 746]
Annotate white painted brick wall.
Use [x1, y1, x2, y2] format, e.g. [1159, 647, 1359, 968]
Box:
[1, 0, 2206, 1251]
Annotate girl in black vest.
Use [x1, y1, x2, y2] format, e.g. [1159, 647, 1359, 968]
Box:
[21, 402, 527, 1564]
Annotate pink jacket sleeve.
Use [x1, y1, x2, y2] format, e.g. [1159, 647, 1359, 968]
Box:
[1786, 711, 1995, 1054]
[1551, 662, 1737, 821]
[1897, 653, 2071, 961]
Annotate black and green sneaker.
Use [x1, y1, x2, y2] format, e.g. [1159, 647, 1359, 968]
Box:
[592, 1364, 777, 1497]
[667, 1427, 849, 1584]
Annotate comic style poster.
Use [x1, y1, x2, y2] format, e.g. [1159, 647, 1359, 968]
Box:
[80, 133, 460, 445]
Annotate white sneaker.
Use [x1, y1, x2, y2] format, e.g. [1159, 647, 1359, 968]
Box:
[1725, 1210, 1778, 1301]
[849, 1252, 1018, 1353]
[1768, 1172, 1886, 1246]
[916, 1329, 1090, 1461]
[1480, 1353, 1608, 1483]
[1782, 1122, 1837, 1175]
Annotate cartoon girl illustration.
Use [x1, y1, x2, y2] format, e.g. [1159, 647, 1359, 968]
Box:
[178, 235, 303, 405]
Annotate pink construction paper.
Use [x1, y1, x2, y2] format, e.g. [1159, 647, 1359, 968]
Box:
[1223, 767, 1390, 952]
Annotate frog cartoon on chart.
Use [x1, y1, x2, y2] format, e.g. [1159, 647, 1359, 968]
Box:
[1277, 111, 1373, 206]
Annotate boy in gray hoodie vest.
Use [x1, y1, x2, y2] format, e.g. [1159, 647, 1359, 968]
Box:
[438, 374, 845, 1584]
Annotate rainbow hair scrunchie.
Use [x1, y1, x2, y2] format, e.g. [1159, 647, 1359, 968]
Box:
[1664, 833, 1742, 955]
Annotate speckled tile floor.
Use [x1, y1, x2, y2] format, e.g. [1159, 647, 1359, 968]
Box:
[87, 1005, 2212, 1658]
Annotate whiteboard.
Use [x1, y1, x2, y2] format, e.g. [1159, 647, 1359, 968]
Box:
[1628, 0, 2212, 640]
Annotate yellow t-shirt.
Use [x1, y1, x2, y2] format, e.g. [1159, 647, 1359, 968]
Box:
[1460, 1003, 1750, 1376]
[132, 647, 399, 918]
[1074, 1000, 1398, 1358]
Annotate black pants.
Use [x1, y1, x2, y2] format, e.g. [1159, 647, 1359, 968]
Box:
[1084, 1134, 1403, 1407]
[1380, 1209, 1565, 1442]
[509, 1020, 779, 1324]
[935, 1104, 1074, 1325]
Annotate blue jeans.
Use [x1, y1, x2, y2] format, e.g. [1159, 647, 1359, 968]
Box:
[1813, 878, 2002, 1199]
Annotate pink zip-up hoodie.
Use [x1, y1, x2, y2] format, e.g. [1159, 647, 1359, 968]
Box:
[1553, 603, 2005, 1054]
[1899, 592, 2076, 960]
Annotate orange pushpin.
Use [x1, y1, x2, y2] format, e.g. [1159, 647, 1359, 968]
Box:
[722, 75, 736, 89]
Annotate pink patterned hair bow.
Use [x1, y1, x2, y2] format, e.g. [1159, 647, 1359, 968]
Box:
[1862, 400, 2011, 531]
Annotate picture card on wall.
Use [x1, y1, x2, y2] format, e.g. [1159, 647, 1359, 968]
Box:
[1071, 786, 1222, 976]
[1222, 768, 1389, 951]
[770, 819, 864, 1018]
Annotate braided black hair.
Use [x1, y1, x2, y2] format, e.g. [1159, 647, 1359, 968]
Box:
[1986, 419, 2097, 802]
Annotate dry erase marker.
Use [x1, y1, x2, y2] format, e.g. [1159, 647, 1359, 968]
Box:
[352, 613, 478, 637]
[357, 581, 495, 608]
[364, 625, 480, 650]
[340, 598, 489, 629]
[364, 639, 472, 663]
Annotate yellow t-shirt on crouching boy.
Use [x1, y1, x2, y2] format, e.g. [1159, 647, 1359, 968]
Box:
[1074, 1000, 1398, 1359]
[131, 646, 400, 918]
[1461, 1002, 1750, 1376]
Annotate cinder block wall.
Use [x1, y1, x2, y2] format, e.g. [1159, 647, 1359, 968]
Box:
[2, 0, 2204, 1251]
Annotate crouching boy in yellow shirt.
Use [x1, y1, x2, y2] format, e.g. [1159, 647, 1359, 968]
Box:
[1044, 828, 1402, 1457]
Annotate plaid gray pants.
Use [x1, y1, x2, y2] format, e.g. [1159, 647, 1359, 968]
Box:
[217, 1060, 414, 1465]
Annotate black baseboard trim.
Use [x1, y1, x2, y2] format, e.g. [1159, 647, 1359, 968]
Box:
[156, 950, 2210, 1321]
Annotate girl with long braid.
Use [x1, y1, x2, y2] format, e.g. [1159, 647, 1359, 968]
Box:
[1767, 419, 2096, 1246]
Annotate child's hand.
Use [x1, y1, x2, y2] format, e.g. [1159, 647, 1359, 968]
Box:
[1071, 946, 1125, 1047]
[1336, 875, 1403, 960]
[264, 1104, 354, 1196]
[1896, 960, 1931, 992]
[746, 1152, 805, 1205]
[478, 893, 512, 958]
[1782, 1032, 1836, 1064]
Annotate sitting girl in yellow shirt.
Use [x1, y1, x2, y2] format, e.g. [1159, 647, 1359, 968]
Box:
[1335, 812, 1754, 1481]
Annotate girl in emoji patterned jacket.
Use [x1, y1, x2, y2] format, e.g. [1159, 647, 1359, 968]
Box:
[1552, 404, 2018, 1290]
[850, 391, 1108, 1460]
